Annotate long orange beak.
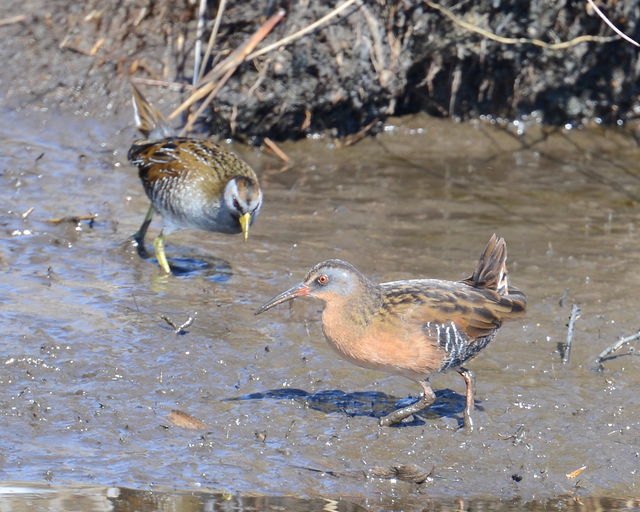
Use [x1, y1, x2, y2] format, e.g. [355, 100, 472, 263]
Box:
[255, 283, 311, 315]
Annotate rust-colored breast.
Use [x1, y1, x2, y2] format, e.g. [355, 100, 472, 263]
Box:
[361, 279, 526, 377]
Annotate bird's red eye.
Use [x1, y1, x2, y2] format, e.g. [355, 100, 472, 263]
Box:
[316, 274, 329, 285]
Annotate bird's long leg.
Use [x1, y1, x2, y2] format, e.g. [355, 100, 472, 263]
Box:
[379, 380, 436, 426]
[457, 366, 476, 431]
[131, 205, 154, 259]
[153, 230, 171, 274]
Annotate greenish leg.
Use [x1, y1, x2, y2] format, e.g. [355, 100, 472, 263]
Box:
[153, 231, 171, 274]
[131, 205, 154, 259]
[379, 380, 436, 426]
[457, 366, 475, 432]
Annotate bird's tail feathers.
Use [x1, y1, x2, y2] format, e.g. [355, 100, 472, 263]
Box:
[130, 82, 172, 139]
[463, 234, 509, 295]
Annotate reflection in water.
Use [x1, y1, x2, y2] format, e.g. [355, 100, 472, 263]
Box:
[0, 483, 639, 512]
[129, 239, 234, 281]
[226, 387, 468, 426]
[114, 487, 366, 512]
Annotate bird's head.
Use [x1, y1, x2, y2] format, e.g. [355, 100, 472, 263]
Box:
[256, 259, 366, 314]
[223, 176, 262, 240]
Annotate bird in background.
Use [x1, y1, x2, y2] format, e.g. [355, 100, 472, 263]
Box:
[256, 235, 526, 429]
[127, 82, 262, 274]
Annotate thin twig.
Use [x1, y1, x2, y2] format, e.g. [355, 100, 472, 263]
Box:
[21, 207, 35, 219]
[263, 137, 290, 162]
[246, 0, 362, 61]
[586, 0, 640, 48]
[196, 0, 227, 85]
[595, 331, 640, 366]
[424, 0, 618, 50]
[177, 10, 286, 134]
[43, 214, 98, 224]
[563, 304, 581, 364]
[0, 14, 27, 27]
[172, 0, 362, 134]
[160, 315, 195, 335]
[193, 0, 208, 86]
[129, 77, 193, 92]
[171, 10, 285, 123]
[335, 118, 380, 147]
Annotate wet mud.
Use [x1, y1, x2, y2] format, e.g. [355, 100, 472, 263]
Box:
[1, 104, 640, 510]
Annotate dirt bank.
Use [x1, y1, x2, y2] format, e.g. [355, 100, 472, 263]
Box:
[1, 1, 639, 138]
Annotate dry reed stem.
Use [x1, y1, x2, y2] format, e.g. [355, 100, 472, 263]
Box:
[245, 0, 362, 61]
[424, 0, 618, 49]
[170, 9, 284, 123]
[175, 10, 285, 134]
[0, 14, 27, 27]
[196, 0, 227, 85]
[586, 0, 640, 47]
[129, 77, 193, 92]
[335, 118, 379, 147]
[171, 0, 362, 133]
[192, 0, 208, 86]
[263, 137, 290, 162]
[44, 214, 98, 224]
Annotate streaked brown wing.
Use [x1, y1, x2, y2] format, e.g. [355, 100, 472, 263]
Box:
[128, 138, 184, 181]
[128, 137, 257, 187]
[380, 280, 524, 340]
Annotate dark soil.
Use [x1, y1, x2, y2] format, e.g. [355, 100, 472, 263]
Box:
[3, 1, 640, 140]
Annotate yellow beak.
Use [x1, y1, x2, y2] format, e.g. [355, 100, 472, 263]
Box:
[239, 213, 251, 241]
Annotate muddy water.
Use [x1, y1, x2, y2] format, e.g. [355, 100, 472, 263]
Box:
[1, 107, 640, 510]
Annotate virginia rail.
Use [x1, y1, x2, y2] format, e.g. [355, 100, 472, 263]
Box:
[256, 235, 526, 428]
[127, 83, 262, 273]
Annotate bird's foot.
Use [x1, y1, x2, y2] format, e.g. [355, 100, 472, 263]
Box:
[379, 401, 427, 427]
[461, 411, 474, 432]
[153, 234, 172, 274]
[129, 233, 150, 259]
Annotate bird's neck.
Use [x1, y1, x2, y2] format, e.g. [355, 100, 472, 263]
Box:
[321, 279, 382, 332]
[318, 278, 383, 366]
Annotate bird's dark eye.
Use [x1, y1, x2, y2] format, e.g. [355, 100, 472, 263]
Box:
[316, 274, 329, 285]
[233, 198, 241, 211]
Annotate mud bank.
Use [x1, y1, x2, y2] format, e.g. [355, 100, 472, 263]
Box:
[2, 1, 640, 140]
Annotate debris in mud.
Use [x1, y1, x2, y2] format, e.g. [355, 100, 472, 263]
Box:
[368, 463, 433, 485]
[262, 137, 290, 163]
[292, 462, 433, 485]
[566, 465, 587, 479]
[43, 214, 98, 226]
[21, 207, 35, 219]
[160, 314, 195, 335]
[498, 424, 529, 448]
[166, 409, 208, 430]
[560, 303, 581, 364]
[0, 14, 26, 27]
[594, 330, 640, 369]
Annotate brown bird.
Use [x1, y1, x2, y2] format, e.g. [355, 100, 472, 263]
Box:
[256, 235, 526, 428]
[127, 83, 262, 274]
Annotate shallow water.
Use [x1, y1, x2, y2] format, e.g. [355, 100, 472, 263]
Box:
[1, 107, 640, 510]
